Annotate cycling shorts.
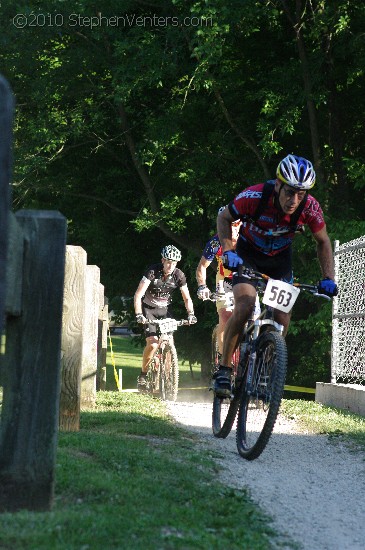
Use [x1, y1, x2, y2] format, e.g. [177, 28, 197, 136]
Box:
[233, 242, 293, 287]
[215, 278, 234, 313]
[142, 302, 173, 338]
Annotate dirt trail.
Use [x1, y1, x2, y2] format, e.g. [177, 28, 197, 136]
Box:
[167, 398, 365, 550]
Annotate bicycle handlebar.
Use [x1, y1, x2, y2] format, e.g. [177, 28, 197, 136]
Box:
[140, 318, 192, 326]
[205, 292, 226, 302]
[237, 265, 332, 301]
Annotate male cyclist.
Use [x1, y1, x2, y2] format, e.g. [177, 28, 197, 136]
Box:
[196, 212, 242, 357]
[134, 245, 197, 392]
[214, 154, 338, 398]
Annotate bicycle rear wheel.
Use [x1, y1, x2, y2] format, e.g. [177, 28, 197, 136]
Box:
[211, 325, 220, 377]
[212, 342, 247, 438]
[161, 342, 179, 401]
[236, 331, 287, 460]
[212, 389, 241, 438]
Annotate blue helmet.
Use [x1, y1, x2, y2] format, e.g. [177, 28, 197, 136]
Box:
[277, 154, 316, 190]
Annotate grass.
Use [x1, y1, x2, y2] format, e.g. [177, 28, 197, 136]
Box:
[0, 392, 283, 550]
[1, 337, 364, 548]
[280, 399, 365, 450]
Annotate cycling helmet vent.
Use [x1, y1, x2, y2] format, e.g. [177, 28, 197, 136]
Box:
[276, 154, 316, 189]
[161, 244, 182, 262]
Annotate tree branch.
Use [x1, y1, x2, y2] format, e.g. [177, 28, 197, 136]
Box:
[68, 192, 137, 215]
[212, 86, 271, 179]
[117, 102, 202, 254]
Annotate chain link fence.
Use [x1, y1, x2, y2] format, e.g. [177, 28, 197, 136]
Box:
[332, 235, 365, 385]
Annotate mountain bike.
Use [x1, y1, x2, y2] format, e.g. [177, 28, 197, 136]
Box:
[212, 266, 331, 460]
[144, 318, 190, 401]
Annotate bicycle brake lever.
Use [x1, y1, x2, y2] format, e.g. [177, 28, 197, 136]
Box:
[313, 292, 332, 301]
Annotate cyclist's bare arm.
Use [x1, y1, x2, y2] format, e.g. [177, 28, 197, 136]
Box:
[180, 284, 194, 314]
[134, 278, 150, 314]
[196, 256, 211, 286]
[312, 226, 335, 280]
[217, 206, 235, 252]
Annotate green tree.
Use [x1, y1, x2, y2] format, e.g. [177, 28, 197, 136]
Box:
[1, 0, 365, 384]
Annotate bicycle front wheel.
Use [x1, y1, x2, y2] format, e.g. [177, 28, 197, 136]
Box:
[160, 342, 179, 401]
[236, 331, 287, 460]
[146, 356, 160, 396]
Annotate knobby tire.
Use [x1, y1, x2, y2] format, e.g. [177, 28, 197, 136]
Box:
[211, 325, 219, 378]
[160, 342, 179, 401]
[146, 356, 160, 396]
[212, 342, 246, 439]
[212, 389, 241, 439]
[236, 331, 287, 460]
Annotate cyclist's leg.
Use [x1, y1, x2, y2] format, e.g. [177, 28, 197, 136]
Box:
[216, 307, 231, 355]
[220, 283, 256, 368]
[273, 310, 291, 336]
[215, 278, 234, 354]
[138, 334, 159, 392]
[141, 335, 159, 372]
[140, 304, 161, 372]
[138, 304, 166, 390]
[214, 283, 256, 397]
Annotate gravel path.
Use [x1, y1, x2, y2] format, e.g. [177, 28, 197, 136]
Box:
[166, 398, 365, 550]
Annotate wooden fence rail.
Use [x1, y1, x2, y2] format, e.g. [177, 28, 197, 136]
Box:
[60, 246, 108, 432]
[0, 75, 67, 513]
[0, 210, 67, 512]
[0, 75, 108, 512]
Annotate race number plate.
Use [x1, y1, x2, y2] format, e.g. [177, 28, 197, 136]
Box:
[262, 279, 300, 313]
[158, 318, 178, 333]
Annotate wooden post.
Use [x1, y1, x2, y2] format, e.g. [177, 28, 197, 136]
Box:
[0, 210, 66, 512]
[0, 75, 13, 337]
[59, 246, 87, 431]
[97, 285, 107, 391]
[81, 265, 100, 409]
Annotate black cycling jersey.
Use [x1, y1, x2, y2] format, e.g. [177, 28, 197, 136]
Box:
[142, 263, 187, 308]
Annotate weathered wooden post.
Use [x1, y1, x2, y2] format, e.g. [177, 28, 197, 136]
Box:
[97, 285, 108, 391]
[59, 246, 87, 431]
[0, 210, 67, 512]
[0, 75, 13, 338]
[81, 265, 100, 409]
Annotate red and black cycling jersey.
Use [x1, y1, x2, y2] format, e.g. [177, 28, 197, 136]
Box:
[229, 183, 325, 256]
[142, 263, 187, 308]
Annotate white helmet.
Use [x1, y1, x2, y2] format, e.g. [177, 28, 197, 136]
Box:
[161, 245, 182, 262]
[276, 154, 316, 190]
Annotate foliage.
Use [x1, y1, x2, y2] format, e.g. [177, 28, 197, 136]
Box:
[1, 0, 365, 385]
